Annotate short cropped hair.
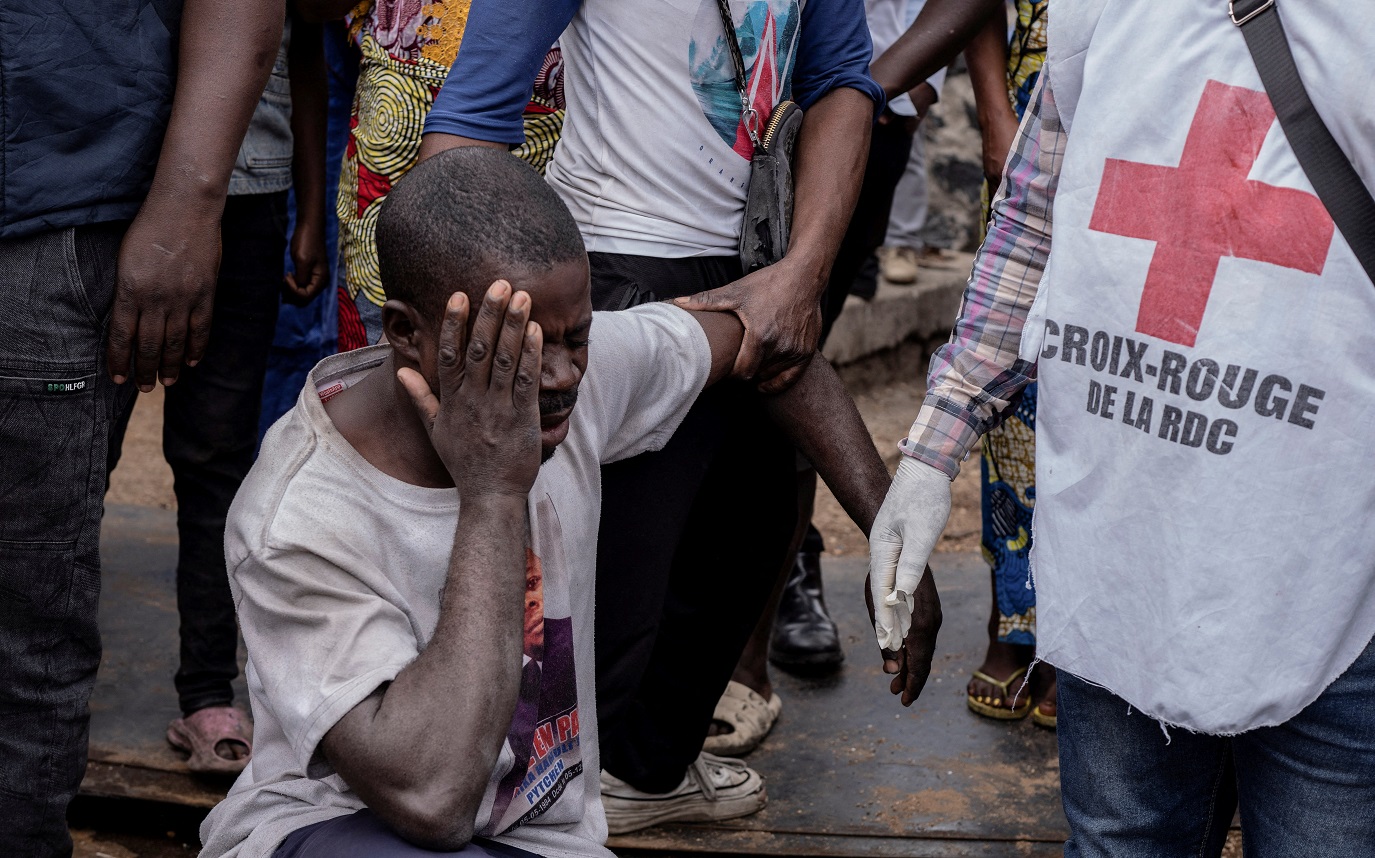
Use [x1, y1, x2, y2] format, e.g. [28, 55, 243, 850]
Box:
[376, 147, 586, 320]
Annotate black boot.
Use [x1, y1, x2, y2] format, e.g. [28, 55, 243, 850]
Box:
[770, 549, 844, 673]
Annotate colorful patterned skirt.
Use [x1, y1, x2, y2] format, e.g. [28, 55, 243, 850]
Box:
[981, 0, 1046, 646]
[335, 32, 565, 351]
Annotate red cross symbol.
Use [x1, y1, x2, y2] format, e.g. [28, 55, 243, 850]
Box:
[1088, 80, 1334, 347]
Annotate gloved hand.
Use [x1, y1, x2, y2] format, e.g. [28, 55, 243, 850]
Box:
[868, 456, 951, 651]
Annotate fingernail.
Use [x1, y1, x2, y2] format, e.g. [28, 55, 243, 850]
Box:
[138, 383, 154, 393]
[187, 359, 199, 367]
[161, 376, 176, 387]
[112, 374, 127, 385]
[512, 292, 529, 311]
[673, 297, 688, 304]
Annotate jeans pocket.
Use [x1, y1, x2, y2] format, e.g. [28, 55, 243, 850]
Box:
[0, 373, 100, 548]
[68, 222, 125, 327]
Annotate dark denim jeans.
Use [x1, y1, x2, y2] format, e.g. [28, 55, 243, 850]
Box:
[109, 192, 287, 716]
[1057, 635, 1375, 857]
[274, 809, 543, 858]
[0, 222, 134, 857]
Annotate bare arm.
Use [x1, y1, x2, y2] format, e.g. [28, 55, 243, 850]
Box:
[686, 309, 887, 535]
[108, 0, 282, 390]
[870, 0, 1002, 100]
[964, 8, 1019, 185]
[284, 11, 331, 305]
[764, 356, 889, 536]
[321, 285, 544, 850]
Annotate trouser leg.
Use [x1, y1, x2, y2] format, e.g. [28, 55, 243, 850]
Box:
[590, 252, 798, 791]
[882, 130, 930, 251]
[166, 192, 287, 715]
[1056, 669, 1235, 858]
[820, 118, 914, 340]
[274, 809, 545, 858]
[1232, 635, 1375, 855]
[610, 384, 797, 790]
[0, 223, 129, 858]
[594, 385, 732, 773]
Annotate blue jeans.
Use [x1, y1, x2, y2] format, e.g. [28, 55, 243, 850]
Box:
[0, 222, 134, 857]
[274, 809, 543, 858]
[1057, 635, 1375, 856]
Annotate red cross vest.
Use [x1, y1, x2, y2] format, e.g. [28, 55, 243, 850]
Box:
[1018, 1, 1375, 733]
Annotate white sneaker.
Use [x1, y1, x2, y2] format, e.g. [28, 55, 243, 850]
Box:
[600, 752, 767, 835]
[879, 245, 920, 285]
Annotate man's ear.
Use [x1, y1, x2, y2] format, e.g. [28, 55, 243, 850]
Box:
[382, 299, 427, 365]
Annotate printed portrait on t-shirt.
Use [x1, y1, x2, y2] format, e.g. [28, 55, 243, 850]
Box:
[688, 0, 801, 159]
[481, 496, 583, 836]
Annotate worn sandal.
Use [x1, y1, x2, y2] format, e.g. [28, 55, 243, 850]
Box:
[1031, 700, 1058, 729]
[966, 666, 1032, 721]
[703, 681, 783, 757]
[167, 705, 253, 774]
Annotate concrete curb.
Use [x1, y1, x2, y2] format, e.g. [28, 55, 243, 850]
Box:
[822, 252, 971, 390]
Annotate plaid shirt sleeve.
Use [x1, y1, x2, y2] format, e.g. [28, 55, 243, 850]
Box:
[898, 69, 1066, 479]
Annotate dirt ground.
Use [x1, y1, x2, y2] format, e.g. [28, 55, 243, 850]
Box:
[106, 386, 175, 510]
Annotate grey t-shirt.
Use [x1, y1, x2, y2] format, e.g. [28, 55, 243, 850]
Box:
[199, 304, 711, 858]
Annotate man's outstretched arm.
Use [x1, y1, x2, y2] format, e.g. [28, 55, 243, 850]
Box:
[685, 309, 942, 705]
[320, 284, 543, 850]
[869, 0, 1004, 103]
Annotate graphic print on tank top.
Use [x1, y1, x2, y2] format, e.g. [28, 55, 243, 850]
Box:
[480, 495, 583, 836]
[688, 0, 801, 161]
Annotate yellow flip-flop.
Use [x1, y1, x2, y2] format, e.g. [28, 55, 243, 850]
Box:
[966, 666, 1032, 721]
[1031, 697, 1057, 730]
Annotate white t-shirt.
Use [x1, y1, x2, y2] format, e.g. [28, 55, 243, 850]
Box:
[864, 0, 946, 117]
[424, 0, 882, 258]
[199, 304, 711, 858]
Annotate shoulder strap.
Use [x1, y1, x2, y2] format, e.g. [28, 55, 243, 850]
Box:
[714, 0, 762, 150]
[1232, 0, 1375, 285]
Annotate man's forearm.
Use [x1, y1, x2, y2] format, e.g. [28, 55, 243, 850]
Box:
[871, 0, 1002, 100]
[965, 6, 1011, 122]
[145, 0, 282, 216]
[764, 355, 888, 536]
[784, 86, 874, 299]
[323, 497, 528, 849]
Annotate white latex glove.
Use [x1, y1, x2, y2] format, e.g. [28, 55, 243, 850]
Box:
[869, 456, 952, 651]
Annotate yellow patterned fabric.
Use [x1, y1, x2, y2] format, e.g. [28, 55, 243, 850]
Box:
[336, 30, 563, 348]
[980, 0, 1047, 646]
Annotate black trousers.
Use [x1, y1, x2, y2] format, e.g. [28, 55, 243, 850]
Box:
[590, 253, 799, 793]
[108, 191, 287, 716]
[820, 115, 917, 341]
